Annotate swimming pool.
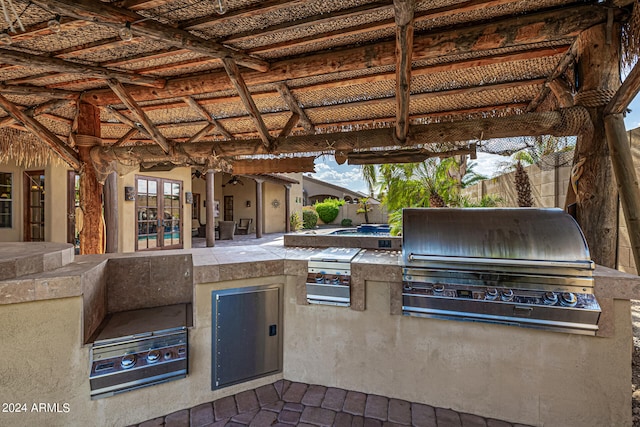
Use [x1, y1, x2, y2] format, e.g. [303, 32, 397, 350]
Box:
[330, 224, 391, 236]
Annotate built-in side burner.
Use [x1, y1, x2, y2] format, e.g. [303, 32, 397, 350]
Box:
[89, 303, 191, 399]
[306, 247, 361, 306]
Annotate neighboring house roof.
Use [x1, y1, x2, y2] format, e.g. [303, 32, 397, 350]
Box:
[303, 175, 379, 203]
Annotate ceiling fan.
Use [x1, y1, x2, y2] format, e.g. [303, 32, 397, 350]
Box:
[227, 176, 244, 185]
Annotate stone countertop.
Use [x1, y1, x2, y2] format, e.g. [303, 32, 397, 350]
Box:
[2, 244, 640, 305]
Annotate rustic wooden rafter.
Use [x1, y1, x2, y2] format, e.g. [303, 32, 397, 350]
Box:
[106, 79, 171, 153]
[221, 58, 273, 149]
[0, 99, 73, 128]
[278, 113, 300, 139]
[0, 83, 80, 99]
[30, 0, 269, 72]
[0, 93, 80, 169]
[186, 123, 216, 144]
[547, 77, 574, 108]
[102, 106, 150, 138]
[95, 107, 586, 161]
[393, 0, 415, 142]
[182, 96, 233, 139]
[231, 156, 316, 174]
[347, 144, 476, 165]
[84, 4, 605, 106]
[0, 48, 164, 88]
[113, 128, 138, 147]
[526, 44, 577, 112]
[276, 83, 314, 132]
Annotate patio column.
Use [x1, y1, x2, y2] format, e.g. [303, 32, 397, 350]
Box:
[571, 22, 621, 268]
[285, 184, 291, 233]
[103, 172, 118, 253]
[205, 169, 215, 247]
[76, 102, 104, 255]
[255, 178, 264, 238]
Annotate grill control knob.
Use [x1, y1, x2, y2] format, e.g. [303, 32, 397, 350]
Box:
[164, 351, 172, 360]
[121, 354, 136, 369]
[485, 288, 499, 301]
[542, 292, 558, 305]
[433, 284, 445, 294]
[500, 289, 514, 302]
[147, 350, 161, 363]
[559, 292, 578, 307]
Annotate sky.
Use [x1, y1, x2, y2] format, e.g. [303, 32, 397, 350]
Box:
[308, 95, 640, 195]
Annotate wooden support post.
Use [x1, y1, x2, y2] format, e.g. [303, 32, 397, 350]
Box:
[393, 0, 415, 142]
[103, 172, 118, 253]
[285, 184, 291, 233]
[604, 114, 640, 274]
[255, 178, 264, 238]
[572, 23, 621, 268]
[77, 102, 104, 255]
[205, 169, 215, 247]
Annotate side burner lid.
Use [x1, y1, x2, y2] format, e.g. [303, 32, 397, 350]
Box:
[309, 247, 361, 263]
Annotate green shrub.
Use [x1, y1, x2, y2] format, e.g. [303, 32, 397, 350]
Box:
[341, 218, 353, 227]
[314, 198, 344, 224]
[290, 212, 302, 231]
[302, 209, 318, 229]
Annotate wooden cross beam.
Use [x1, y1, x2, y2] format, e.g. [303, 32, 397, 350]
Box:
[0, 47, 165, 88]
[276, 83, 314, 132]
[393, 0, 415, 142]
[605, 60, 640, 115]
[0, 93, 80, 169]
[221, 58, 273, 149]
[0, 83, 80, 99]
[107, 79, 171, 153]
[182, 96, 233, 139]
[0, 99, 73, 128]
[31, 0, 269, 72]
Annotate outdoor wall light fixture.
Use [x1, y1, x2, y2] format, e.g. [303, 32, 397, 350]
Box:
[214, 0, 228, 15]
[119, 22, 133, 42]
[246, 201, 251, 208]
[124, 186, 135, 201]
[47, 15, 61, 33]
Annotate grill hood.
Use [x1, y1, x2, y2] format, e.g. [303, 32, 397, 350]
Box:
[401, 208, 594, 276]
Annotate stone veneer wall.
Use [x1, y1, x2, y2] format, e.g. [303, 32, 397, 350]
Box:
[462, 128, 640, 275]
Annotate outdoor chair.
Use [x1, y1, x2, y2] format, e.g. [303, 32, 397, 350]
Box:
[191, 219, 202, 237]
[236, 218, 252, 235]
[218, 221, 236, 240]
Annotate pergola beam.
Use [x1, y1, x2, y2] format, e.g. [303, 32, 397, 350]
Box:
[30, 0, 269, 72]
[393, 0, 415, 142]
[276, 83, 314, 132]
[0, 93, 80, 169]
[94, 107, 587, 162]
[106, 79, 171, 153]
[0, 83, 80, 99]
[221, 58, 273, 149]
[182, 96, 234, 139]
[0, 47, 165, 88]
[604, 60, 640, 115]
[84, 4, 604, 106]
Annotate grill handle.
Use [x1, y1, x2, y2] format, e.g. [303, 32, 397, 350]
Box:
[407, 254, 594, 270]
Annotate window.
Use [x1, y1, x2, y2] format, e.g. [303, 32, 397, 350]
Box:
[0, 172, 11, 228]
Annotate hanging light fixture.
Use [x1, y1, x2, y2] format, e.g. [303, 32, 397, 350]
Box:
[0, 32, 12, 45]
[214, 0, 227, 15]
[47, 15, 61, 33]
[119, 21, 133, 42]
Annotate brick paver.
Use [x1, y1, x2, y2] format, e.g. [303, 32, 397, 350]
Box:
[302, 384, 327, 407]
[189, 403, 213, 427]
[282, 382, 309, 403]
[411, 402, 437, 427]
[322, 387, 347, 412]
[138, 380, 531, 427]
[364, 394, 389, 421]
[235, 389, 260, 413]
[164, 409, 189, 427]
[249, 409, 278, 426]
[343, 390, 367, 416]
[300, 406, 337, 426]
[460, 413, 488, 427]
[213, 395, 237, 420]
[436, 407, 462, 427]
[388, 398, 411, 425]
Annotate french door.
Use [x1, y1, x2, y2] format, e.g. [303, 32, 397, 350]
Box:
[136, 176, 183, 251]
[24, 170, 45, 242]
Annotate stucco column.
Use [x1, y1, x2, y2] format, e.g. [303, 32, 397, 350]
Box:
[103, 172, 118, 253]
[285, 184, 291, 233]
[205, 169, 215, 247]
[255, 178, 264, 238]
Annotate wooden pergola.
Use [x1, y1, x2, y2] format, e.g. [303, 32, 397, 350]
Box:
[0, 0, 638, 263]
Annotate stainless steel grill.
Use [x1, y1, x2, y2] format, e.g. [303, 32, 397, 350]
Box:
[401, 208, 600, 335]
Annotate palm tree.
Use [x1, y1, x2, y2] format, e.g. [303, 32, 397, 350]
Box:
[360, 165, 377, 198]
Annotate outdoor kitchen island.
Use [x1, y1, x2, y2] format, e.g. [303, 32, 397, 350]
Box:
[0, 242, 637, 427]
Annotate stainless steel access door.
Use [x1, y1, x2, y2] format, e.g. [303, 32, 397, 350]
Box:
[212, 284, 282, 390]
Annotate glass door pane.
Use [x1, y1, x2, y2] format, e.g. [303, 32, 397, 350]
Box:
[24, 171, 45, 242]
[136, 177, 182, 251]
